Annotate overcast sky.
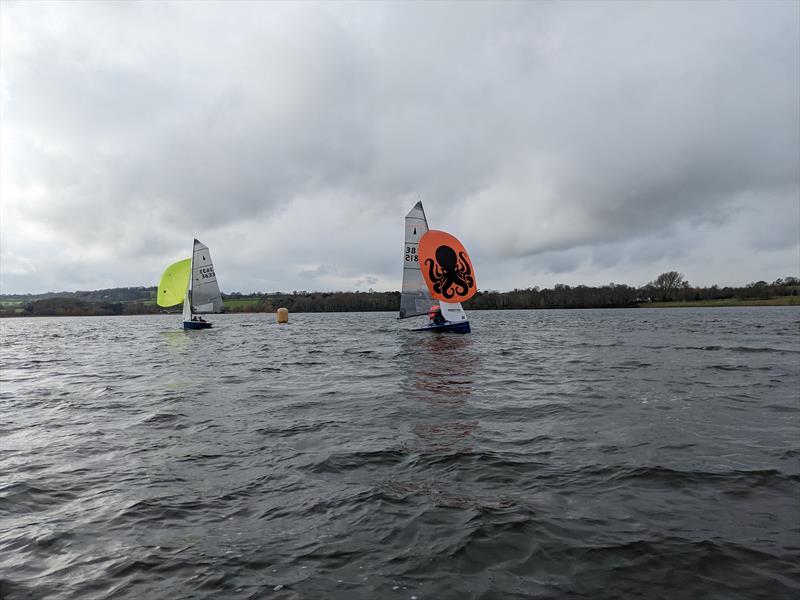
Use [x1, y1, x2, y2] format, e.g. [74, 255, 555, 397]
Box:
[1, 1, 798, 295]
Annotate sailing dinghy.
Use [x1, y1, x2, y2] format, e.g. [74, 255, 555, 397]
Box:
[157, 239, 224, 329]
[399, 202, 476, 334]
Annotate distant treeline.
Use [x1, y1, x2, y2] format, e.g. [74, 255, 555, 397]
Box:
[0, 286, 161, 317]
[3, 273, 797, 317]
[1, 286, 156, 304]
[466, 275, 800, 310]
[227, 291, 401, 313]
[0, 297, 162, 317]
[225, 274, 798, 313]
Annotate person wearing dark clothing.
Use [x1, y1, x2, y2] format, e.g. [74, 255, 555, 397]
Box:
[430, 306, 446, 326]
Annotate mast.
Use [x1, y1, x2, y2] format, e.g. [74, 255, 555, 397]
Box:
[190, 239, 196, 314]
[185, 239, 195, 320]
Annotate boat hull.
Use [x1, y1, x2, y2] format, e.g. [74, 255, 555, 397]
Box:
[183, 320, 212, 330]
[412, 320, 471, 334]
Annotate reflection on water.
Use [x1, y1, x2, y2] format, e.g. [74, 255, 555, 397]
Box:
[159, 329, 191, 355]
[413, 420, 478, 454]
[401, 331, 481, 455]
[403, 332, 479, 404]
[158, 329, 210, 394]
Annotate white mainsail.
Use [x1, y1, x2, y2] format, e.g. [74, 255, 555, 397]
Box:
[182, 288, 192, 321]
[189, 239, 224, 313]
[400, 202, 435, 318]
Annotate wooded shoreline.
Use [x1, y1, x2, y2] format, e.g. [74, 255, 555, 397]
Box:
[2, 275, 797, 318]
[2, 297, 799, 319]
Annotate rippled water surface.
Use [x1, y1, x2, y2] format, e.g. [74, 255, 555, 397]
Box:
[2, 308, 799, 599]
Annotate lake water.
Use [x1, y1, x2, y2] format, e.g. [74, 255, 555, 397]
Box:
[1, 308, 799, 599]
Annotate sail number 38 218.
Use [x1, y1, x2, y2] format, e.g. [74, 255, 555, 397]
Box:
[404, 246, 419, 262]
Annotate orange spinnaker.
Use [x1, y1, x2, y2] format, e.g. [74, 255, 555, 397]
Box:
[418, 230, 477, 303]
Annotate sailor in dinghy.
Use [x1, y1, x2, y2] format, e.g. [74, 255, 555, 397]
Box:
[429, 305, 447, 326]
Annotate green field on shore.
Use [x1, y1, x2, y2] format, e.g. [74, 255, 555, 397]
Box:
[223, 297, 262, 310]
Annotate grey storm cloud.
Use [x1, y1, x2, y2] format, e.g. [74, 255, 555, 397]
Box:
[1, 0, 798, 294]
[300, 264, 336, 280]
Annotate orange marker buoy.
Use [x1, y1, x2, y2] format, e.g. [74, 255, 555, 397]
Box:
[276, 307, 289, 323]
[418, 230, 477, 303]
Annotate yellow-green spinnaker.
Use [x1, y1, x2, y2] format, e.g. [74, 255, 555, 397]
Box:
[157, 258, 191, 307]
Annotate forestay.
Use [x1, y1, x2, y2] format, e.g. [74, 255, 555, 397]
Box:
[190, 239, 224, 313]
[400, 202, 435, 318]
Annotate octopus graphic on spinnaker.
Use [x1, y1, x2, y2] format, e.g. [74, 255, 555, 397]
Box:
[418, 230, 477, 303]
